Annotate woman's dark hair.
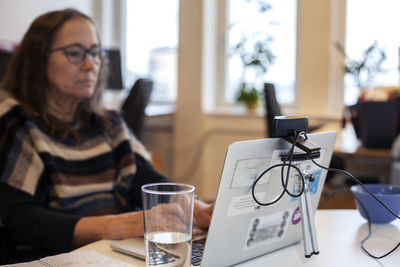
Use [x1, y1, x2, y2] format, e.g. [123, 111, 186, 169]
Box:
[1, 8, 110, 139]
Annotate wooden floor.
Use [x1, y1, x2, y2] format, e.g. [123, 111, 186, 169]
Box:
[318, 184, 356, 209]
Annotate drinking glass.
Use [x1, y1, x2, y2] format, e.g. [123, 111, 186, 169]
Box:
[141, 183, 195, 267]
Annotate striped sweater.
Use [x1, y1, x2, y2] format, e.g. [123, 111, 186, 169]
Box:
[0, 90, 168, 253]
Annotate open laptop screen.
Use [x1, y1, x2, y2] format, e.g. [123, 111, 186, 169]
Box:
[110, 132, 336, 267]
[201, 131, 336, 266]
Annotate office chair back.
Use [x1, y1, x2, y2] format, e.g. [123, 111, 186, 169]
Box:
[264, 83, 282, 137]
[121, 78, 153, 140]
[0, 50, 13, 83]
[263, 84, 342, 182]
[105, 49, 123, 89]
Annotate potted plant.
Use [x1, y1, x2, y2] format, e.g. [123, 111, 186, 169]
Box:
[336, 41, 391, 144]
[336, 40, 387, 91]
[236, 82, 260, 110]
[230, 1, 276, 111]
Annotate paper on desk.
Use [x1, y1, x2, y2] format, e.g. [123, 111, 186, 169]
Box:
[4, 250, 132, 267]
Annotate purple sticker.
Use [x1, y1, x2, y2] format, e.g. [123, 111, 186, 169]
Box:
[292, 207, 301, 225]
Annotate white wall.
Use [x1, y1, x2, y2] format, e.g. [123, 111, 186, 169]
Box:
[0, 0, 121, 48]
[0, 0, 92, 43]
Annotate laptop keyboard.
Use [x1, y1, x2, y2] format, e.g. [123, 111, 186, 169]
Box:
[191, 238, 206, 266]
[147, 241, 179, 265]
[147, 237, 206, 266]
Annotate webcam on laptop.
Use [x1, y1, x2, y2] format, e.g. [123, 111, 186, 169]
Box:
[272, 115, 321, 161]
[271, 115, 323, 257]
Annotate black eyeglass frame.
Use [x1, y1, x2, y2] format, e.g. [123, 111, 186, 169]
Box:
[49, 43, 104, 64]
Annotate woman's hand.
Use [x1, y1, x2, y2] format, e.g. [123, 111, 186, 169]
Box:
[74, 202, 193, 247]
[73, 211, 144, 247]
[193, 200, 214, 234]
[73, 200, 215, 247]
[144, 203, 191, 233]
[169, 194, 214, 235]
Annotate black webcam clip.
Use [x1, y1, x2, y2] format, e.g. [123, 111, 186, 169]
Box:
[272, 115, 321, 161]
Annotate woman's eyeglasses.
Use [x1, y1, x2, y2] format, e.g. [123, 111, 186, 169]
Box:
[50, 44, 104, 64]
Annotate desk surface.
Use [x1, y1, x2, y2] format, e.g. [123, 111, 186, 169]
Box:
[78, 209, 400, 267]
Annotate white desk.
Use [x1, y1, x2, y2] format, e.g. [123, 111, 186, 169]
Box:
[77, 209, 400, 267]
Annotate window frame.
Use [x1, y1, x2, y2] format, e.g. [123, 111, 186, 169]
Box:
[120, 0, 347, 118]
[211, 0, 346, 117]
[122, 0, 179, 104]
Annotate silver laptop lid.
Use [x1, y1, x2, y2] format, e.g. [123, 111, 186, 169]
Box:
[201, 131, 336, 267]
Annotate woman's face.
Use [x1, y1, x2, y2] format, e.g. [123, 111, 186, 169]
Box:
[46, 17, 101, 102]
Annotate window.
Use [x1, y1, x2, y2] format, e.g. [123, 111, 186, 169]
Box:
[344, 0, 400, 105]
[226, 0, 297, 105]
[125, 0, 179, 103]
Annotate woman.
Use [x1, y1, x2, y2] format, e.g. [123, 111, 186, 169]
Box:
[0, 8, 212, 262]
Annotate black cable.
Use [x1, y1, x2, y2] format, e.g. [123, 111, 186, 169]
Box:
[281, 133, 304, 197]
[318, 186, 348, 209]
[282, 131, 309, 198]
[251, 131, 305, 206]
[251, 163, 304, 206]
[310, 158, 400, 221]
[356, 192, 400, 259]
[251, 129, 400, 259]
[317, 186, 400, 259]
[304, 130, 400, 259]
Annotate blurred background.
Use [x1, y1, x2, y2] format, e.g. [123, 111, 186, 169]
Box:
[1, 0, 400, 206]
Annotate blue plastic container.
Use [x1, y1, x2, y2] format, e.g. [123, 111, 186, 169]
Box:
[350, 184, 400, 224]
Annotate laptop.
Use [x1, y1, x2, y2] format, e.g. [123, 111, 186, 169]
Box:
[110, 131, 336, 266]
